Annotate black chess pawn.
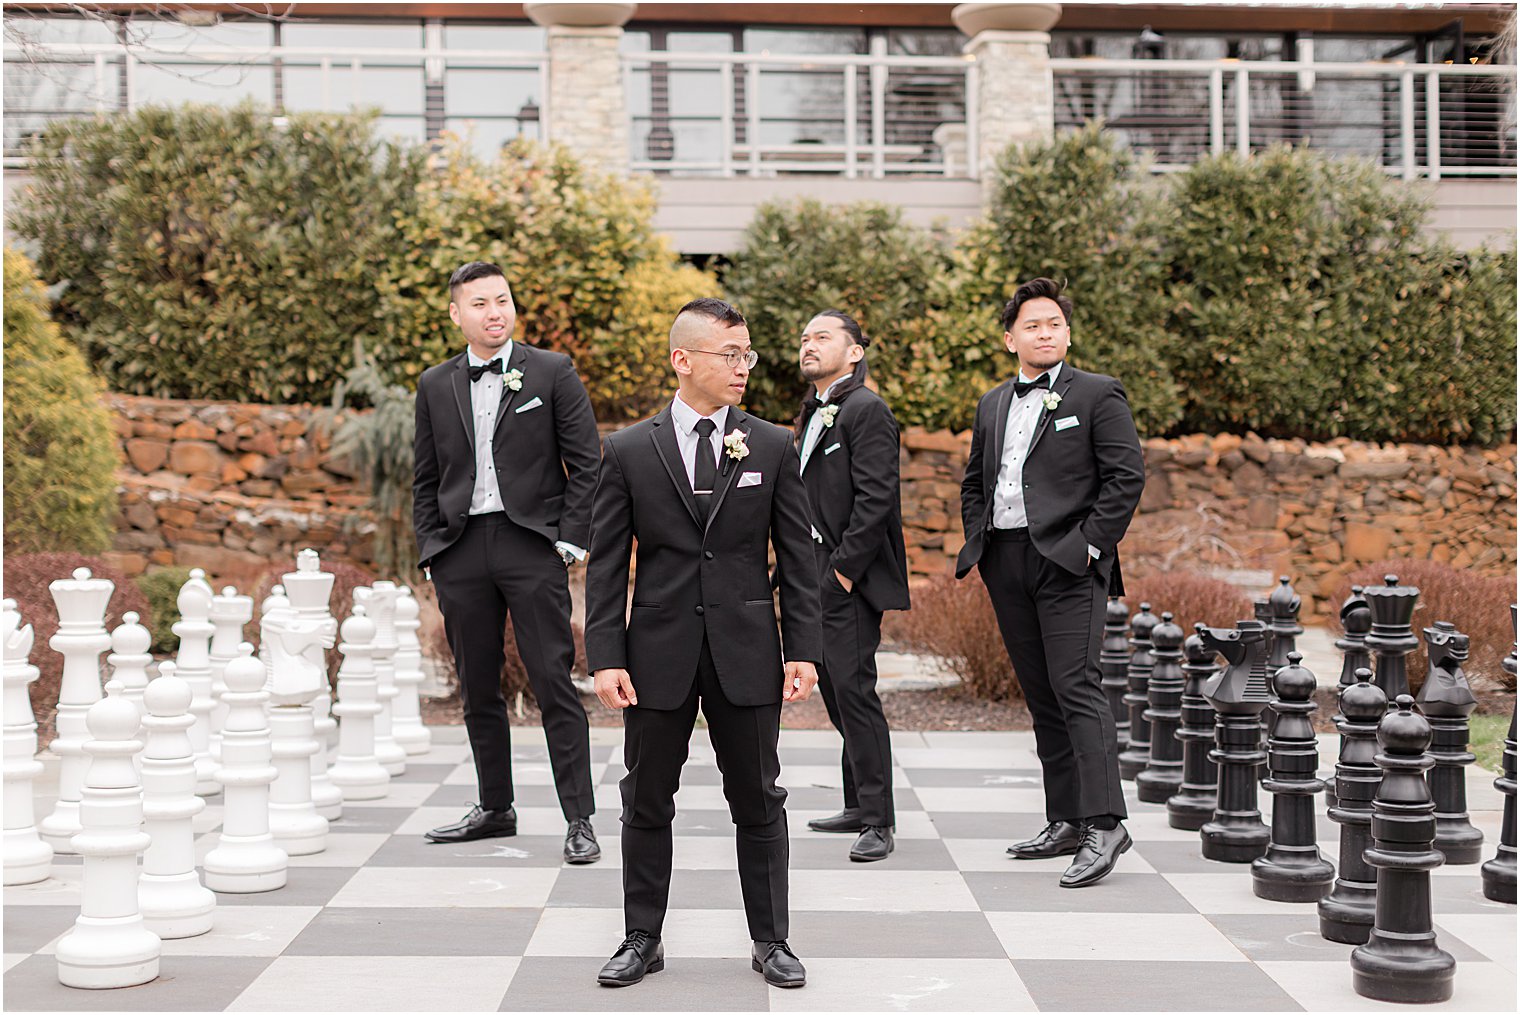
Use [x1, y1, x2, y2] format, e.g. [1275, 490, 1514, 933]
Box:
[1099, 597, 1132, 751]
[1326, 585, 1372, 810]
[1118, 604, 1159, 781]
[1168, 623, 1219, 831]
[1253, 652, 1334, 901]
[1350, 695, 1455, 1004]
[1198, 620, 1272, 863]
[1137, 613, 1186, 804]
[1480, 604, 1517, 905]
[1363, 574, 1419, 704]
[1415, 621, 1484, 865]
[1319, 668, 1386, 945]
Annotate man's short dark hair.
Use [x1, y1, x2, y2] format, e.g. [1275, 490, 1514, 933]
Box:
[448, 261, 507, 300]
[1001, 278, 1073, 332]
[676, 297, 747, 329]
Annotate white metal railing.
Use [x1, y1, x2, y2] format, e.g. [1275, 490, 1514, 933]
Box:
[622, 49, 978, 179]
[1050, 57, 1517, 179]
[3, 40, 549, 165]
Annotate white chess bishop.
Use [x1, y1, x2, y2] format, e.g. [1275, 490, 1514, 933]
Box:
[262, 591, 334, 856]
[391, 587, 432, 756]
[4, 599, 53, 885]
[204, 644, 287, 893]
[172, 569, 221, 796]
[138, 663, 215, 938]
[282, 550, 343, 820]
[207, 586, 253, 765]
[39, 567, 115, 853]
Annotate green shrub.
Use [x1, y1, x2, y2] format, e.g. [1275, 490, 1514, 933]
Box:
[2, 247, 119, 555]
[135, 566, 193, 654]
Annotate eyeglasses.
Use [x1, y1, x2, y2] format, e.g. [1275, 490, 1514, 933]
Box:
[683, 347, 758, 371]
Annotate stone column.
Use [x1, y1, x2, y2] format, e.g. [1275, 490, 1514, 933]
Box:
[525, 3, 636, 174]
[952, 4, 1060, 187]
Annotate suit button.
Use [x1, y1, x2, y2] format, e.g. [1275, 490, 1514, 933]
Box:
[695, 605, 705, 616]
[704, 551, 714, 560]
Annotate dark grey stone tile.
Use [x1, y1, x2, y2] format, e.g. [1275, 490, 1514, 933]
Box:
[374, 834, 571, 868]
[283, 906, 540, 956]
[391, 763, 458, 784]
[212, 866, 356, 907]
[790, 911, 1006, 958]
[501, 956, 768, 1011]
[783, 786, 921, 812]
[546, 868, 745, 911]
[3, 955, 273, 1012]
[1013, 959, 1303, 1011]
[427, 782, 563, 808]
[1135, 840, 1258, 874]
[963, 871, 1196, 913]
[328, 806, 414, 834]
[4, 905, 77, 952]
[787, 836, 957, 871]
[1204, 913, 1492, 963]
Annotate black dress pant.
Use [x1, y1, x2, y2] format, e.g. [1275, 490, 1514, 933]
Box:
[816, 548, 894, 827]
[620, 638, 788, 942]
[431, 512, 593, 820]
[979, 528, 1126, 824]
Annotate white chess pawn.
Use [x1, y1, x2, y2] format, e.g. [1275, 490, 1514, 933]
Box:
[173, 569, 220, 797]
[39, 567, 115, 853]
[357, 582, 407, 776]
[328, 605, 390, 801]
[204, 644, 286, 893]
[263, 600, 332, 856]
[3, 599, 53, 885]
[106, 612, 153, 716]
[282, 550, 342, 820]
[207, 586, 253, 766]
[138, 666, 215, 938]
[55, 681, 160, 989]
[391, 587, 432, 756]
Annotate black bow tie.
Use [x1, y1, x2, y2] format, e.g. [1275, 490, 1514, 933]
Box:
[802, 392, 824, 413]
[1014, 374, 1053, 399]
[468, 358, 505, 382]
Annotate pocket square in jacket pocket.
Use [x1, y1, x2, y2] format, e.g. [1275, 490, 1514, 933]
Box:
[823, 442, 842, 455]
[515, 396, 544, 414]
[737, 471, 763, 488]
[1054, 415, 1080, 431]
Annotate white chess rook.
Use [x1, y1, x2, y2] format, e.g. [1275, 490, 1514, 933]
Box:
[39, 567, 115, 853]
[391, 587, 432, 756]
[328, 605, 390, 801]
[263, 596, 333, 856]
[357, 582, 407, 776]
[55, 683, 160, 990]
[283, 550, 343, 820]
[172, 569, 221, 796]
[106, 613, 152, 717]
[3, 600, 53, 885]
[207, 586, 253, 766]
[204, 644, 287, 893]
[138, 663, 215, 938]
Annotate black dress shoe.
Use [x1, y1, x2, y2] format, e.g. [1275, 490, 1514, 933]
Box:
[807, 808, 865, 833]
[849, 825, 894, 862]
[1006, 820, 1082, 859]
[1060, 822, 1132, 888]
[752, 940, 806, 988]
[597, 931, 663, 987]
[564, 817, 601, 865]
[424, 804, 517, 844]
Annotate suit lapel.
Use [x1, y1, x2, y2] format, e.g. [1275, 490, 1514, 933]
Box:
[491, 343, 531, 443]
[1026, 365, 1075, 457]
[451, 356, 475, 457]
[985, 381, 1014, 494]
[650, 407, 703, 530]
[704, 408, 750, 536]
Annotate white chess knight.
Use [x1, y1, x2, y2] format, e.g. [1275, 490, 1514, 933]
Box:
[39, 567, 115, 853]
[328, 604, 390, 800]
[106, 612, 153, 717]
[207, 586, 253, 766]
[391, 587, 433, 756]
[172, 569, 221, 796]
[204, 644, 287, 893]
[262, 595, 334, 855]
[55, 681, 160, 990]
[354, 582, 407, 776]
[138, 663, 215, 939]
[282, 550, 343, 820]
[3, 599, 53, 885]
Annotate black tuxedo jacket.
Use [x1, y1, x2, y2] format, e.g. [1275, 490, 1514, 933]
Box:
[955, 364, 1145, 596]
[412, 343, 601, 570]
[792, 386, 910, 614]
[584, 404, 823, 710]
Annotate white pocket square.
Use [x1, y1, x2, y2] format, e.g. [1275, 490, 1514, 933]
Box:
[737, 471, 763, 488]
[515, 396, 543, 413]
[823, 442, 842, 455]
[1054, 415, 1080, 431]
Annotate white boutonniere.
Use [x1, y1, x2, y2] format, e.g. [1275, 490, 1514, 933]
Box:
[1042, 390, 1062, 412]
[724, 429, 750, 461]
[503, 369, 524, 392]
[819, 404, 840, 428]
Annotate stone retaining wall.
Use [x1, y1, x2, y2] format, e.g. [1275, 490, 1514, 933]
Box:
[104, 395, 1516, 618]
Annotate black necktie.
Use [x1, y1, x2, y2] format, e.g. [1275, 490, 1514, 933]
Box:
[468, 358, 504, 382]
[1014, 373, 1052, 399]
[692, 418, 718, 522]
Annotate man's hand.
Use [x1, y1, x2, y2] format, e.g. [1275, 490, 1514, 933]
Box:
[833, 569, 853, 593]
[782, 660, 819, 703]
[594, 668, 638, 709]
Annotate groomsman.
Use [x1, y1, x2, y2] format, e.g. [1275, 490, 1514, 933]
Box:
[791, 311, 909, 862]
[586, 297, 822, 988]
[955, 278, 1145, 888]
[412, 261, 601, 863]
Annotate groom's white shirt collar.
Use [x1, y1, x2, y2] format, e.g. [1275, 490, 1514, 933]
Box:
[466, 341, 512, 368]
[671, 392, 729, 438]
[1016, 359, 1062, 389]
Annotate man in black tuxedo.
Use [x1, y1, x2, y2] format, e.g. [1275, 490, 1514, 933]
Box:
[412, 261, 600, 864]
[956, 277, 1145, 888]
[790, 310, 909, 862]
[585, 297, 822, 989]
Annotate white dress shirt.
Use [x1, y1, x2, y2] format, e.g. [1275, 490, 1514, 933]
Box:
[799, 374, 848, 472]
[670, 394, 728, 488]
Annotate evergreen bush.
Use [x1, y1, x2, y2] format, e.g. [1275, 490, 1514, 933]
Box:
[134, 566, 193, 655]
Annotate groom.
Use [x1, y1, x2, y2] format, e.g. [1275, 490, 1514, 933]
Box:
[585, 297, 822, 988]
